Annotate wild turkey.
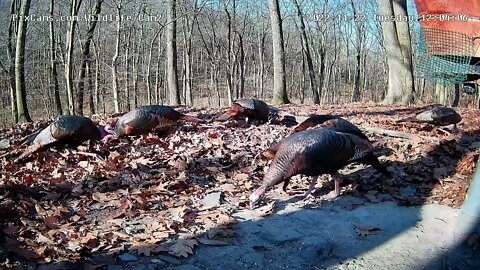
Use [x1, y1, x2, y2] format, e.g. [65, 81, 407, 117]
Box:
[15, 115, 110, 162]
[263, 115, 367, 159]
[217, 99, 270, 124]
[105, 105, 201, 140]
[250, 128, 390, 208]
[416, 106, 461, 128]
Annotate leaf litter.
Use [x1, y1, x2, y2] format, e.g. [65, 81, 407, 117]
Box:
[0, 103, 479, 267]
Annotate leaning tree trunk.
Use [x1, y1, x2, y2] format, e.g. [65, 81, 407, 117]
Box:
[166, 0, 180, 105]
[15, 0, 32, 122]
[76, 0, 103, 115]
[292, 0, 319, 104]
[268, 0, 289, 105]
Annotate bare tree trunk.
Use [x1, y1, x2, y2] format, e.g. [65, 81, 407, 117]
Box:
[167, 0, 180, 105]
[301, 53, 306, 103]
[292, 0, 318, 104]
[268, 0, 289, 104]
[223, 0, 235, 104]
[7, 0, 18, 123]
[49, 0, 62, 116]
[452, 84, 460, 107]
[65, 0, 82, 115]
[350, 0, 362, 102]
[258, 31, 265, 99]
[124, 27, 131, 111]
[147, 30, 160, 105]
[238, 33, 245, 98]
[87, 62, 95, 115]
[111, 5, 121, 113]
[92, 40, 100, 113]
[154, 30, 163, 104]
[76, 0, 103, 115]
[15, 0, 32, 122]
[381, 0, 414, 104]
[132, 25, 143, 108]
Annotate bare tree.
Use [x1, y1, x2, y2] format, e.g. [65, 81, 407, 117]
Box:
[77, 0, 103, 115]
[49, 0, 62, 116]
[268, 0, 289, 104]
[380, 0, 414, 104]
[111, 0, 123, 113]
[292, 0, 319, 104]
[65, 0, 83, 115]
[167, 0, 180, 105]
[7, 0, 18, 123]
[15, 0, 32, 122]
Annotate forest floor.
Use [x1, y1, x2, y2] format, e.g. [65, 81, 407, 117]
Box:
[0, 103, 480, 269]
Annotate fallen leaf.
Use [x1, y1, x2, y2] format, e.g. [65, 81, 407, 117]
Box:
[354, 226, 382, 237]
[234, 173, 249, 182]
[254, 201, 275, 217]
[168, 239, 198, 258]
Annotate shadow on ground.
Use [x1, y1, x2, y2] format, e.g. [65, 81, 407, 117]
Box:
[1, 109, 480, 270]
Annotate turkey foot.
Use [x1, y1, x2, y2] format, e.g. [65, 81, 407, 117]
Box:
[303, 176, 319, 199]
[322, 176, 341, 201]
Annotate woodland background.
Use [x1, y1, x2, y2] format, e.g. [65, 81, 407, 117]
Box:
[0, 0, 476, 127]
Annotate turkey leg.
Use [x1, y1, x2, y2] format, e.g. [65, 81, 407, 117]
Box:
[304, 176, 320, 199]
[323, 174, 341, 200]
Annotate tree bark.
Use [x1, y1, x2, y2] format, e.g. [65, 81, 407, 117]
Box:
[76, 0, 103, 115]
[452, 84, 460, 107]
[65, 0, 82, 115]
[380, 0, 414, 104]
[268, 0, 289, 104]
[350, 0, 363, 102]
[111, 5, 121, 113]
[147, 29, 160, 105]
[7, 0, 18, 123]
[292, 0, 318, 104]
[49, 0, 62, 116]
[92, 40, 100, 113]
[87, 62, 95, 115]
[238, 33, 245, 99]
[167, 0, 180, 105]
[258, 31, 265, 99]
[15, 0, 33, 122]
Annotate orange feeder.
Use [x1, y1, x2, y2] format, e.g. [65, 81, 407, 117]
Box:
[414, 0, 480, 58]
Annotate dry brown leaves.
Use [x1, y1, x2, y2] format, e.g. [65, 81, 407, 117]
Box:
[0, 103, 479, 266]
